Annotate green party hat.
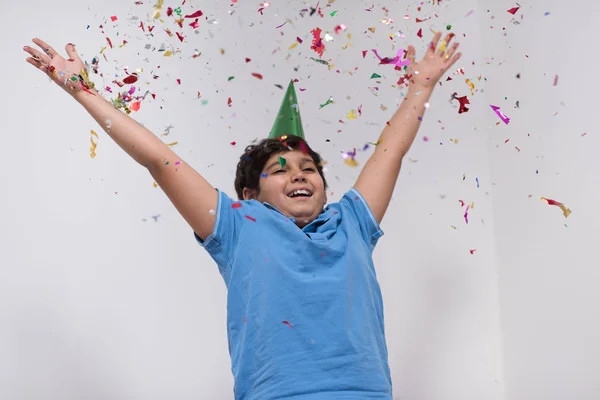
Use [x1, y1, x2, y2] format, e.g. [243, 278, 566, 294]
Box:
[269, 80, 305, 140]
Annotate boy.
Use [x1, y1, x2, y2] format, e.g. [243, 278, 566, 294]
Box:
[23, 31, 461, 399]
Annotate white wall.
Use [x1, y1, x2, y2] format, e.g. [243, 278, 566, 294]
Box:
[480, 1, 600, 399]
[11, 0, 590, 399]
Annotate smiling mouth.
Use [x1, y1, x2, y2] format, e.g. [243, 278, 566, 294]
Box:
[287, 188, 313, 198]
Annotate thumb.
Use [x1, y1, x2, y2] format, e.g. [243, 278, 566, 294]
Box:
[406, 45, 416, 66]
[65, 43, 81, 62]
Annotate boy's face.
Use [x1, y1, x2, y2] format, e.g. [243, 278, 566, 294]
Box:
[243, 150, 327, 228]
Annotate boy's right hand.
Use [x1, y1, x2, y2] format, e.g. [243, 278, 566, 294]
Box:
[23, 38, 89, 96]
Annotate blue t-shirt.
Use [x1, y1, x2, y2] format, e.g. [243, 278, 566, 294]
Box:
[195, 188, 392, 399]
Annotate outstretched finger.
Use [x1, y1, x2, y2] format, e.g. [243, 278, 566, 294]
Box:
[427, 31, 443, 56]
[24, 45, 51, 65]
[405, 45, 416, 66]
[65, 43, 81, 62]
[445, 41, 460, 60]
[33, 38, 59, 60]
[437, 33, 454, 57]
[26, 57, 49, 73]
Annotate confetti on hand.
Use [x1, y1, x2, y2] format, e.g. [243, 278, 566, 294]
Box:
[24, 39, 91, 95]
[404, 31, 462, 90]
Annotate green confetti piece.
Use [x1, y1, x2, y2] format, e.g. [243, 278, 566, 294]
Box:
[310, 57, 329, 65]
[319, 97, 334, 109]
[370, 73, 382, 79]
[201, 100, 209, 105]
[228, 76, 235, 81]
[330, 11, 337, 16]
[446, 24, 452, 30]
[278, 156, 286, 168]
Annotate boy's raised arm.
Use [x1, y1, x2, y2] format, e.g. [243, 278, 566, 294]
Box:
[354, 32, 461, 225]
[24, 38, 218, 241]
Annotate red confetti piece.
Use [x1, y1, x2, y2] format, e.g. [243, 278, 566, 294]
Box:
[176, 32, 185, 42]
[106, 37, 113, 48]
[310, 28, 325, 57]
[176, 79, 181, 84]
[458, 200, 465, 207]
[230, 141, 237, 146]
[123, 75, 138, 84]
[232, 202, 242, 209]
[507, 7, 520, 15]
[282, 321, 294, 329]
[227, 97, 232, 107]
[470, 249, 476, 254]
[245, 57, 252, 63]
[110, 16, 118, 22]
[185, 10, 203, 18]
[167, 7, 173, 16]
[129, 101, 141, 111]
[452, 93, 471, 114]
[540, 197, 572, 218]
[296, 37, 303, 44]
[251, 73, 263, 79]
[417, 28, 423, 38]
[244, 215, 256, 222]
[362, 50, 368, 58]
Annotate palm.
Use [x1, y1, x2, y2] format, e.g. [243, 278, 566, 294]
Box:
[405, 31, 462, 90]
[23, 38, 88, 94]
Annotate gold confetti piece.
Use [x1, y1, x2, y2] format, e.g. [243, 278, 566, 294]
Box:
[380, 104, 388, 111]
[470, 201, 475, 209]
[152, 0, 164, 19]
[166, 141, 178, 147]
[438, 40, 448, 52]
[153, 182, 158, 188]
[450, 138, 458, 144]
[163, 51, 173, 57]
[541, 197, 572, 218]
[288, 42, 299, 50]
[466, 78, 475, 95]
[344, 158, 359, 167]
[90, 130, 99, 159]
[368, 27, 376, 33]
[346, 109, 358, 119]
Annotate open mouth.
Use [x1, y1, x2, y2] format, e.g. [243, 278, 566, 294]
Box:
[287, 188, 313, 198]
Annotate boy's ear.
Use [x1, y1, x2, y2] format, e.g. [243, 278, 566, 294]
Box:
[243, 187, 257, 200]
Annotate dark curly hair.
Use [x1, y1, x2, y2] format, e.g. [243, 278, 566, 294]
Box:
[234, 136, 328, 200]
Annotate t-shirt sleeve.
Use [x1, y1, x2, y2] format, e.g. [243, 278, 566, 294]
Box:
[193, 189, 249, 279]
[339, 187, 385, 248]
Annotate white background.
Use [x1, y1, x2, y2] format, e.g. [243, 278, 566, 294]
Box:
[0, 0, 596, 399]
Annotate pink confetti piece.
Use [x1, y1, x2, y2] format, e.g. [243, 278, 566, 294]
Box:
[490, 105, 511, 124]
[464, 205, 470, 224]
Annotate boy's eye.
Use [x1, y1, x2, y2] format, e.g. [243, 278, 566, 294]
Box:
[304, 168, 315, 172]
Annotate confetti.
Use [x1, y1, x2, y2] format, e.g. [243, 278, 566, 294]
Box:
[464, 205, 470, 224]
[278, 156, 286, 168]
[452, 93, 470, 113]
[507, 6, 520, 15]
[282, 321, 294, 329]
[251, 73, 263, 79]
[553, 75, 559, 86]
[540, 197, 572, 218]
[310, 28, 325, 57]
[490, 105, 510, 124]
[123, 75, 138, 84]
[89, 130, 99, 158]
[370, 73, 382, 79]
[346, 109, 358, 119]
[184, 10, 203, 18]
[310, 57, 329, 65]
[319, 96, 334, 109]
[469, 249, 476, 255]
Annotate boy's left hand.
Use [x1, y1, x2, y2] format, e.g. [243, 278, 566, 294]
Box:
[405, 31, 462, 91]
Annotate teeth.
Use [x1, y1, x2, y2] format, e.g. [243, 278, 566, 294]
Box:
[288, 189, 311, 197]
